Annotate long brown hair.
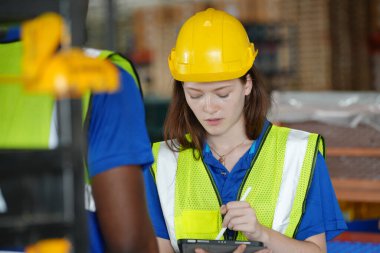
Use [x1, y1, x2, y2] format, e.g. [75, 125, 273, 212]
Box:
[163, 66, 270, 159]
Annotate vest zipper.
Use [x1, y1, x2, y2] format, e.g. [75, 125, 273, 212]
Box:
[201, 157, 225, 238]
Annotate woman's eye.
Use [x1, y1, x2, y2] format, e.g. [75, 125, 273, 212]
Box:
[190, 94, 202, 99]
[218, 93, 229, 98]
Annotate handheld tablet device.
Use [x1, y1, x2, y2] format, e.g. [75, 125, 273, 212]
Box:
[178, 239, 265, 253]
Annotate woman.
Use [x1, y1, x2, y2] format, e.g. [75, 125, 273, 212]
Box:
[144, 8, 347, 253]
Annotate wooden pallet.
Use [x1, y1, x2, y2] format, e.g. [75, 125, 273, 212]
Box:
[281, 121, 380, 203]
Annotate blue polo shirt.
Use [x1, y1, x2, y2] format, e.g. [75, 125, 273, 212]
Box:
[87, 66, 153, 178]
[87, 67, 154, 253]
[143, 121, 347, 242]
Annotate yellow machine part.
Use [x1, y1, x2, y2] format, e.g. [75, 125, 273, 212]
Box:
[29, 48, 119, 98]
[25, 238, 71, 253]
[21, 12, 70, 82]
[0, 12, 120, 97]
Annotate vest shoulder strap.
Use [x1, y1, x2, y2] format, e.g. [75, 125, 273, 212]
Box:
[152, 141, 180, 252]
[99, 50, 142, 92]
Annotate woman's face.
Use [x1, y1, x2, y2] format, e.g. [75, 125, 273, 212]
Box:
[183, 78, 252, 137]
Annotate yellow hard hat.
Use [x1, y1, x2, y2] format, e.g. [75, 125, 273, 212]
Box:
[168, 8, 258, 82]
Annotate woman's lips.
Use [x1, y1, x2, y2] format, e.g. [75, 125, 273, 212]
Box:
[205, 118, 222, 126]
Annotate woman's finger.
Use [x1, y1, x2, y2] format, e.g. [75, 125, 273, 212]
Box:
[226, 201, 251, 209]
[220, 204, 227, 215]
[222, 207, 255, 228]
[226, 207, 255, 218]
[255, 248, 272, 253]
[227, 216, 255, 231]
[233, 244, 247, 253]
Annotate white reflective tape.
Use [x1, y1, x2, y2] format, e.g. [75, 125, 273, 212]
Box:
[0, 187, 7, 213]
[84, 48, 102, 58]
[156, 141, 180, 253]
[272, 129, 309, 233]
[85, 184, 96, 212]
[48, 102, 58, 149]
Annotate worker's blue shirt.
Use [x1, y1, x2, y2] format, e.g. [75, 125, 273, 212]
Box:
[143, 121, 347, 242]
[1, 31, 153, 252]
[0, 26, 20, 43]
[87, 67, 153, 178]
[87, 66, 154, 253]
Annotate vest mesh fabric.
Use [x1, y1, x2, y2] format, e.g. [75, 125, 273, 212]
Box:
[151, 142, 160, 178]
[236, 125, 289, 240]
[175, 147, 223, 239]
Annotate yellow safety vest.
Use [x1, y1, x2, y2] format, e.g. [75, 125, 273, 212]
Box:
[0, 41, 142, 212]
[0, 43, 141, 149]
[151, 124, 324, 252]
[0, 41, 55, 149]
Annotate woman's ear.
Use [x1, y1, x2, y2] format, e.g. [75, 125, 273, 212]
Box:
[244, 75, 253, 96]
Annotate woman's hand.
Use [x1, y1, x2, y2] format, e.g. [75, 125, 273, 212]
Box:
[221, 201, 265, 242]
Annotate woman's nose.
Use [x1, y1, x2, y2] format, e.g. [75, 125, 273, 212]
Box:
[203, 94, 218, 114]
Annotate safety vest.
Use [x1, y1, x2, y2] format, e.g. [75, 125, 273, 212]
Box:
[151, 124, 325, 252]
[0, 41, 56, 149]
[0, 41, 142, 212]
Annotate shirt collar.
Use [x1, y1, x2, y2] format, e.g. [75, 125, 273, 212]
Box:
[202, 119, 270, 156]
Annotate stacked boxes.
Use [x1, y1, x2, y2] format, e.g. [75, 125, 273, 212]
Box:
[370, 0, 380, 91]
[297, 0, 331, 90]
[330, 0, 371, 90]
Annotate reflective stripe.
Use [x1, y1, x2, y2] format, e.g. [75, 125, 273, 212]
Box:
[82, 48, 110, 211]
[82, 48, 102, 209]
[85, 184, 96, 212]
[48, 102, 58, 149]
[272, 129, 309, 233]
[0, 187, 7, 213]
[156, 141, 180, 252]
[84, 48, 102, 58]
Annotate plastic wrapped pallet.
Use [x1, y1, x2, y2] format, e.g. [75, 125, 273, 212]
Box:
[269, 91, 380, 131]
[269, 91, 380, 220]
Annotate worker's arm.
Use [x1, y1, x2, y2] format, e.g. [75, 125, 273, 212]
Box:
[157, 237, 175, 253]
[143, 165, 174, 253]
[92, 165, 158, 253]
[249, 225, 326, 253]
[221, 201, 327, 253]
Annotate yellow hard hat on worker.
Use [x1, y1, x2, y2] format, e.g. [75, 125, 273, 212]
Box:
[168, 8, 258, 83]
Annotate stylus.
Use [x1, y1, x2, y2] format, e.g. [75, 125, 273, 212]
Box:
[215, 186, 252, 240]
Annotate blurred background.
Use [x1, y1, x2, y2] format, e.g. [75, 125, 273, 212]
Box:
[86, 0, 380, 96]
